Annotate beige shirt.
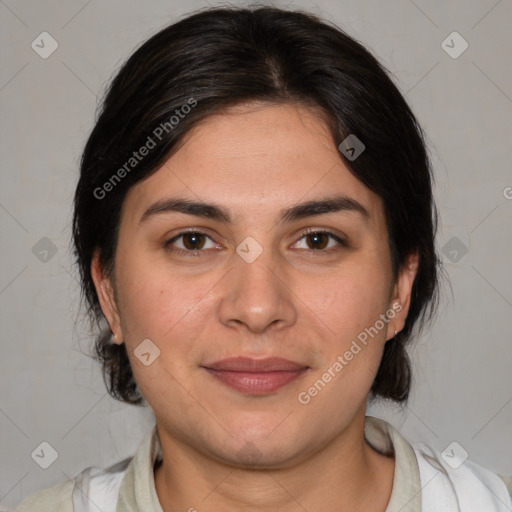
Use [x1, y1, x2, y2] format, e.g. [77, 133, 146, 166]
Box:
[14, 416, 510, 512]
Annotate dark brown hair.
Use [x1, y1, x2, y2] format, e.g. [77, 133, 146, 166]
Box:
[73, 5, 444, 406]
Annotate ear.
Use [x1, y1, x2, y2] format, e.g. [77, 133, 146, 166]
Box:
[385, 250, 419, 341]
[90, 250, 123, 344]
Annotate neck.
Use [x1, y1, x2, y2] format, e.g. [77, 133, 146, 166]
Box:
[154, 414, 395, 512]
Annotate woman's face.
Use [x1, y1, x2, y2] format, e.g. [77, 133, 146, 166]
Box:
[93, 102, 417, 467]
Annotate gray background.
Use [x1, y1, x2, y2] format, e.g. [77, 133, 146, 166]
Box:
[1, 0, 511, 509]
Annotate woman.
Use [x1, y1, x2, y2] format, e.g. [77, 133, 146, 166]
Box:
[16, 5, 512, 512]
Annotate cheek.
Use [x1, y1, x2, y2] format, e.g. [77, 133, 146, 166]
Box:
[116, 257, 216, 351]
[116, 266, 215, 405]
[299, 260, 391, 337]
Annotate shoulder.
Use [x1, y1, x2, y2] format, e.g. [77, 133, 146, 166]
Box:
[15, 457, 130, 512]
[15, 478, 75, 512]
[499, 474, 512, 497]
[412, 442, 512, 511]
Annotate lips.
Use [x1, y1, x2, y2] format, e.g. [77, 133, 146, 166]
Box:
[204, 357, 308, 372]
[201, 357, 309, 395]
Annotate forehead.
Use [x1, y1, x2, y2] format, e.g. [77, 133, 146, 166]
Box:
[122, 102, 385, 229]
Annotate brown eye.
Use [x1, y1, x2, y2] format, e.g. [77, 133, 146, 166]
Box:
[293, 230, 348, 252]
[305, 232, 329, 250]
[181, 232, 207, 250]
[165, 231, 219, 255]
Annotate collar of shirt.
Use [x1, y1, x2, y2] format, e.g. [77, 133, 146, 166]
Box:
[115, 415, 421, 512]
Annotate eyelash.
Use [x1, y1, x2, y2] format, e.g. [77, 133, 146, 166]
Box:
[164, 228, 348, 257]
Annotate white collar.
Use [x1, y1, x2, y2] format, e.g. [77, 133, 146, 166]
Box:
[71, 416, 511, 512]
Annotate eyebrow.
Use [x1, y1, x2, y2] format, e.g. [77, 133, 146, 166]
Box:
[139, 194, 370, 225]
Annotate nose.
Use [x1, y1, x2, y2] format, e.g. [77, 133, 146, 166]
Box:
[218, 244, 297, 334]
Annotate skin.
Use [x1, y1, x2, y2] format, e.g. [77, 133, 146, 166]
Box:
[91, 102, 418, 512]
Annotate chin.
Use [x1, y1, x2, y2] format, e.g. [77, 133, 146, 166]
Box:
[221, 440, 303, 469]
[210, 426, 309, 469]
